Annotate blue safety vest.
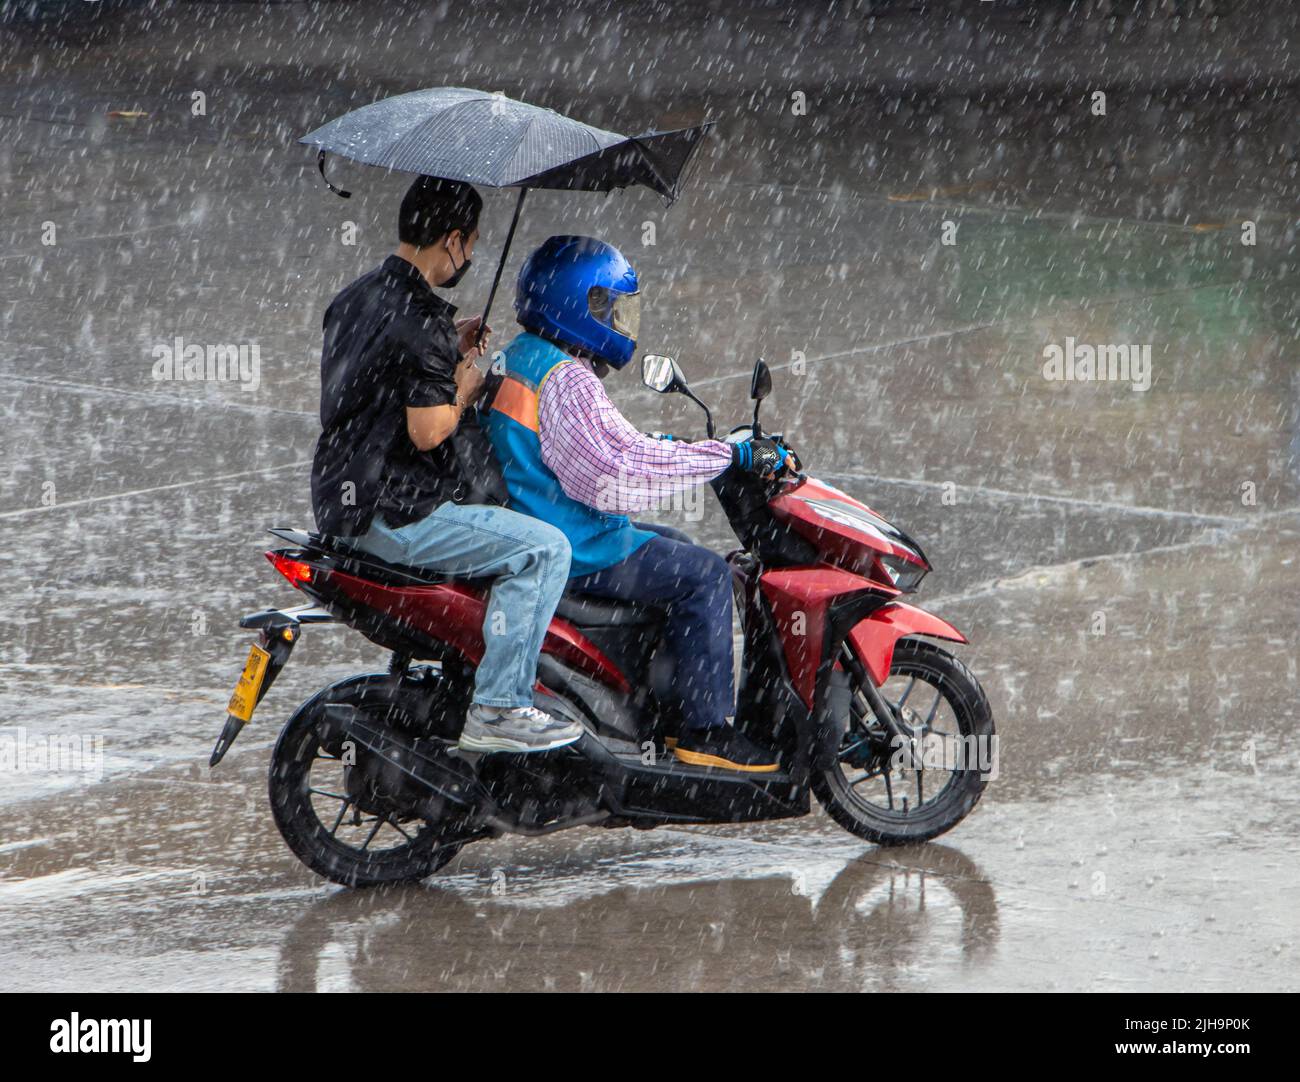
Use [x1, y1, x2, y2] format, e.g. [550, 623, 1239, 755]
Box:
[484, 332, 654, 578]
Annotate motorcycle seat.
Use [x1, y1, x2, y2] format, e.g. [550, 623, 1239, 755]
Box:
[267, 527, 487, 589]
[337, 547, 462, 587]
[555, 593, 664, 628]
[268, 529, 665, 618]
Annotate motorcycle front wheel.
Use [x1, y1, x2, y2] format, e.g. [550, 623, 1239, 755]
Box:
[813, 638, 995, 846]
[269, 679, 473, 887]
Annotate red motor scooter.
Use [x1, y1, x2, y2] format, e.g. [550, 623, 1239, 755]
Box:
[210, 358, 995, 887]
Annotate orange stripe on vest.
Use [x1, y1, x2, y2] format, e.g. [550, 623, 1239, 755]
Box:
[491, 375, 539, 433]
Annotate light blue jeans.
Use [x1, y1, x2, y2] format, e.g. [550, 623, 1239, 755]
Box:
[354, 503, 571, 708]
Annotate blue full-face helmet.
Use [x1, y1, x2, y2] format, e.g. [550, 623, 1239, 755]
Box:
[514, 236, 641, 369]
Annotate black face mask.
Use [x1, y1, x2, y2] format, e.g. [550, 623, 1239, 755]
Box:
[442, 234, 471, 288]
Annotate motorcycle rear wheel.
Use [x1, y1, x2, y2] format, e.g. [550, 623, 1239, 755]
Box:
[269, 681, 471, 887]
[813, 638, 994, 846]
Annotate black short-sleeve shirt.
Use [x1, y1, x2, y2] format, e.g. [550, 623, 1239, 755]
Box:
[310, 255, 505, 537]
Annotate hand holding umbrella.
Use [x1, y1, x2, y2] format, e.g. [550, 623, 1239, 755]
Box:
[455, 316, 491, 361]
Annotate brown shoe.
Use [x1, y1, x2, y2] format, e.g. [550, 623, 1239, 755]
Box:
[673, 727, 778, 772]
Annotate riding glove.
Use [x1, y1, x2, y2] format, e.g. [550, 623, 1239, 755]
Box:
[731, 436, 789, 475]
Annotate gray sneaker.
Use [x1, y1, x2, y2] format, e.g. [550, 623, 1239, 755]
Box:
[457, 703, 585, 753]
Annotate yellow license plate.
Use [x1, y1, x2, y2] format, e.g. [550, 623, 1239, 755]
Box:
[226, 643, 271, 722]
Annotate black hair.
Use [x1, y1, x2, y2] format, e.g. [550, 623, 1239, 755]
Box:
[398, 176, 482, 247]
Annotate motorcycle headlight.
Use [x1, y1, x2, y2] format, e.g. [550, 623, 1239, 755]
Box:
[878, 553, 928, 593]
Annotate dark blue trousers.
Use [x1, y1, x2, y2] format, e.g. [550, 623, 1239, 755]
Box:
[567, 522, 734, 731]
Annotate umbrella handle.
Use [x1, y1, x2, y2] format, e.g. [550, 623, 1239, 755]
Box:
[316, 151, 352, 199]
[476, 187, 527, 349]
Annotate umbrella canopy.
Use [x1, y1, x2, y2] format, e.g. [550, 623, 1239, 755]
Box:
[300, 87, 711, 203]
[300, 88, 712, 344]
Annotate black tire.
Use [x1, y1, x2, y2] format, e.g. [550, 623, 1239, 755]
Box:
[812, 638, 994, 846]
[269, 678, 470, 887]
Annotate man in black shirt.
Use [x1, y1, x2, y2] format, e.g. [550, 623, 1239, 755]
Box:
[312, 176, 581, 754]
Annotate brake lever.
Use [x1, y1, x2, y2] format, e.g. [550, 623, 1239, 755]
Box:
[781, 443, 803, 484]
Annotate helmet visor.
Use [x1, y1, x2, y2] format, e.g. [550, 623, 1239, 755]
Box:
[611, 291, 640, 340]
[589, 287, 640, 341]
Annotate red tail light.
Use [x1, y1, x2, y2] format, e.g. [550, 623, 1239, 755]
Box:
[267, 551, 314, 588]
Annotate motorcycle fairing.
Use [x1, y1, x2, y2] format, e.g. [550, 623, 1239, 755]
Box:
[846, 602, 969, 686]
[769, 477, 930, 579]
[759, 564, 891, 708]
[290, 556, 634, 694]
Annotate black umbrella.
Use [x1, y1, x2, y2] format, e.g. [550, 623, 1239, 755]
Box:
[301, 87, 713, 340]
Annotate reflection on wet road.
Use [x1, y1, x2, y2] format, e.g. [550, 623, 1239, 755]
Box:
[1, 741, 1291, 991]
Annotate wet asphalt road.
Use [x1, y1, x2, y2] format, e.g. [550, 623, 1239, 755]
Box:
[1, 1, 1298, 991]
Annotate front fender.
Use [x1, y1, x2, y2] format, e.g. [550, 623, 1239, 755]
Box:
[846, 602, 968, 686]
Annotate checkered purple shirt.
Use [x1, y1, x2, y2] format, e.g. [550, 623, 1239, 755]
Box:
[537, 360, 733, 514]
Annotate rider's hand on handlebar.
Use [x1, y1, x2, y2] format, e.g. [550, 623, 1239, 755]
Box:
[731, 436, 791, 478]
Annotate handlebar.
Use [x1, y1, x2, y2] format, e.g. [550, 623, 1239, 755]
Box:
[722, 425, 802, 484]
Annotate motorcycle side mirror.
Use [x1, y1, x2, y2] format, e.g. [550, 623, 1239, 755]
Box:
[642, 354, 686, 394]
[641, 353, 715, 439]
[750, 358, 771, 437]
